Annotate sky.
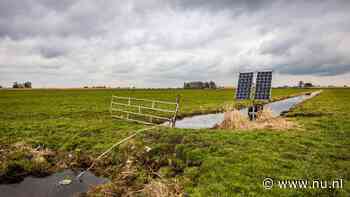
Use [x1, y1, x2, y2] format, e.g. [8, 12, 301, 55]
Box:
[0, 0, 350, 88]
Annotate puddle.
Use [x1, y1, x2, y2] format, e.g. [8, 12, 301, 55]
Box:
[0, 170, 108, 197]
[174, 91, 320, 129]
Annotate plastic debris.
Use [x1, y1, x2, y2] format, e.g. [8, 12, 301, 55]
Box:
[59, 179, 72, 185]
[144, 146, 152, 152]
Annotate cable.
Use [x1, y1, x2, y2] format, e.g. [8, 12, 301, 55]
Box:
[76, 125, 162, 180]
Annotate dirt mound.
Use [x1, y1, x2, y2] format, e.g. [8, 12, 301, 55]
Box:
[215, 108, 297, 130]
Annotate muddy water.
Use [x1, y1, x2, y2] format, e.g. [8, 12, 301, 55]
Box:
[0, 170, 108, 197]
[174, 91, 320, 129]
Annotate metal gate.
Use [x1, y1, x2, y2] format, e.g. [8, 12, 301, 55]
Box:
[110, 96, 179, 127]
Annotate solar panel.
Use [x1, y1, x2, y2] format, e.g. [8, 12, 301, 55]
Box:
[235, 72, 253, 100]
[254, 71, 272, 100]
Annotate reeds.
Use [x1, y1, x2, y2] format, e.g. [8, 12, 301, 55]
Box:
[216, 108, 297, 130]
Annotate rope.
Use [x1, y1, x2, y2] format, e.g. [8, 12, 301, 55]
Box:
[76, 125, 161, 179]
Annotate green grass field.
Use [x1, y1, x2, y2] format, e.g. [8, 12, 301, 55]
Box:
[0, 88, 307, 152]
[0, 88, 349, 196]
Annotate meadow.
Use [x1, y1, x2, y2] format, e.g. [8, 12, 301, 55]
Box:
[0, 88, 307, 151]
[0, 88, 349, 196]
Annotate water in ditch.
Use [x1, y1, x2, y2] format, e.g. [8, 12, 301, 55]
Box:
[174, 91, 320, 129]
[0, 170, 109, 197]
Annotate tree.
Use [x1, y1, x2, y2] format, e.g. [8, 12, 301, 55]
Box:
[184, 82, 190, 89]
[13, 82, 19, 88]
[204, 82, 210, 89]
[12, 81, 31, 88]
[209, 81, 216, 89]
[24, 81, 32, 88]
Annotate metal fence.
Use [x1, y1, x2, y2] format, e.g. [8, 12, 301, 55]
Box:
[110, 96, 179, 127]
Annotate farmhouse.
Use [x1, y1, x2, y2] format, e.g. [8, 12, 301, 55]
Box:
[298, 81, 313, 88]
[184, 81, 216, 89]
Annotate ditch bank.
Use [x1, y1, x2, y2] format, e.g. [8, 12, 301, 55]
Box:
[0, 139, 183, 197]
[174, 91, 322, 129]
[174, 93, 308, 120]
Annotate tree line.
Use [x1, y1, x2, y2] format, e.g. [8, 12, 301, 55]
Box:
[12, 81, 32, 88]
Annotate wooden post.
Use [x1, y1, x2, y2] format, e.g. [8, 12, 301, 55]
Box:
[110, 96, 113, 116]
[171, 95, 180, 128]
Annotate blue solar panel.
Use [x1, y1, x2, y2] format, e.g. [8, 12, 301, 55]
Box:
[236, 72, 253, 100]
[254, 71, 272, 100]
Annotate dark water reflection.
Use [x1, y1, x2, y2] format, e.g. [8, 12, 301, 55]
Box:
[0, 170, 108, 197]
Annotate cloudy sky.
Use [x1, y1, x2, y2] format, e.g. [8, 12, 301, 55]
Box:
[0, 0, 350, 88]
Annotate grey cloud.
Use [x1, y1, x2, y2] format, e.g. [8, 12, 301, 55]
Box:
[259, 37, 302, 56]
[1, 0, 350, 87]
[277, 64, 350, 76]
[258, 28, 350, 76]
[38, 46, 68, 58]
[111, 64, 137, 74]
[38, 0, 75, 11]
[0, 1, 121, 39]
[172, 0, 275, 13]
[39, 65, 63, 70]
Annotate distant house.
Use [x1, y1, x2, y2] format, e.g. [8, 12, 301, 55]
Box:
[304, 82, 313, 88]
[298, 81, 313, 88]
[184, 81, 217, 89]
[184, 81, 204, 89]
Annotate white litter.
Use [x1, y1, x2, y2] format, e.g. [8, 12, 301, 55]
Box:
[59, 179, 72, 185]
[145, 146, 152, 152]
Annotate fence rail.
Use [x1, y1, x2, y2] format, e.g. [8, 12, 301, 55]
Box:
[110, 96, 179, 127]
[112, 96, 178, 105]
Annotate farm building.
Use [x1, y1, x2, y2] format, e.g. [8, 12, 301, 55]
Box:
[298, 81, 313, 88]
[184, 81, 216, 89]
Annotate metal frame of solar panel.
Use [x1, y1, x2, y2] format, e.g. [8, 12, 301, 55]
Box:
[254, 71, 272, 100]
[236, 72, 254, 100]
